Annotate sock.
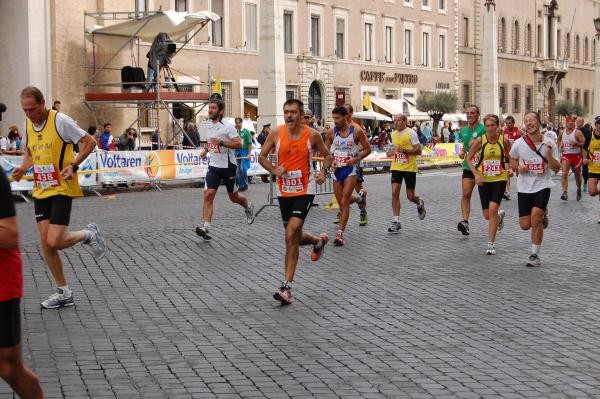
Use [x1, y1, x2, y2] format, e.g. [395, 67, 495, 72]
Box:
[337, 229, 343, 234]
[58, 285, 70, 294]
[282, 281, 291, 289]
[394, 216, 400, 222]
[531, 244, 540, 255]
[203, 222, 211, 229]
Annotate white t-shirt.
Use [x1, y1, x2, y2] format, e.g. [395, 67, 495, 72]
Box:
[205, 120, 239, 168]
[543, 129, 558, 143]
[21, 112, 86, 149]
[509, 135, 559, 194]
[0, 136, 8, 151]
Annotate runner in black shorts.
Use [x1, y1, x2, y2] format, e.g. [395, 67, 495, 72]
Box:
[0, 166, 43, 398]
[278, 195, 315, 226]
[391, 170, 417, 189]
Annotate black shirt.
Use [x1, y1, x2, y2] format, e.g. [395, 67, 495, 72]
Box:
[0, 166, 16, 219]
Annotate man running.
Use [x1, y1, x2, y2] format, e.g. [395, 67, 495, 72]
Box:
[502, 115, 523, 200]
[509, 111, 560, 267]
[12, 86, 106, 309]
[467, 114, 510, 255]
[386, 114, 427, 233]
[325, 106, 370, 246]
[195, 94, 254, 241]
[557, 115, 585, 201]
[457, 105, 486, 235]
[0, 166, 43, 398]
[583, 116, 600, 223]
[258, 99, 333, 305]
[577, 116, 593, 192]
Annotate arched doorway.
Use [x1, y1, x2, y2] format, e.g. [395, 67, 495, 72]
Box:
[308, 81, 322, 119]
[547, 87, 556, 124]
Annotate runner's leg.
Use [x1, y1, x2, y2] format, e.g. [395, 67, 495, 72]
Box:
[561, 159, 570, 193]
[461, 178, 475, 221]
[0, 345, 43, 399]
[202, 188, 217, 225]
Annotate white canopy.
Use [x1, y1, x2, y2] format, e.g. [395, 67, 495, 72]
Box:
[352, 110, 392, 121]
[370, 97, 430, 121]
[442, 113, 467, 122]
[88, 10, 220, 48]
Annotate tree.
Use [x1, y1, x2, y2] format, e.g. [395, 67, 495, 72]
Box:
[416, 91, 459, 142]
[555, 100, 585, 117]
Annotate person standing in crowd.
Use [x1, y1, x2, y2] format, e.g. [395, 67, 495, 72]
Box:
[0, 131, 22, 155]
[257, 123, 270, 146]
[99, 122, 114, 151]
[502, 115, 524, 200]
[457, 105, 486, 236]
[234, 117, 252, 192]
[182, 122, 201, 149]
[509, 111, 560, 267]
[258, 99, 332, 305]
[577, 116, 593, 192]
[583, 116, 600, 222]
[467, 114, 510, 255]
[117, 128, 137, 151]
[51, 100, 61, 112]
[151, 129, 162, 150]
[557, 115, 585, 201]
[11, 86, 106, 309]
[195, 95, 255, 242]
[0, 165, 44, 399]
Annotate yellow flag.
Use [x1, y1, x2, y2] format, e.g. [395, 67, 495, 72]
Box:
[362, 92, 372, 110]
[212, 78, 222, 95]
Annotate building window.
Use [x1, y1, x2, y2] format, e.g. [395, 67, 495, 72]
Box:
[438, 0, 446, 11]
[565, 33, 571, 60]
[364, 22, 373, 61]
[438, 34, 446, 68]
[537, 24, 543, 57]
[211, 0, 224, 47]
[422, 0, 429, 8]
[576, 35, 580, 63]
[584, 37, 590, 64]
[404, 29, 413, 65]
[557, 29, 562, 59]
[308, 81, 322, 118]
[422, 31, 430, 66]
[526, 23, 532, 55]
[136, 0, 148, 15]
[404, 0, 413, 6]
[499, 17, 506, 52]
[462, 81, 472, 108]
[584, 90, 590, 113]
[513, 20, 520, 54]
[575, 89, 581, 104]
[175, 0, 187, 11]
[566, 88, 572, 101]
[525, 86, 533, 111]
[499, 84, 507, 114]
[512, 85, 521, 113]
[286, 85, 299, 100]
[284, 11, 293, 54]
[462, 17, 469, 47]
[336, 18, 345, 59]
[221, 81, 233, 117]
[385, 26, 393, 63]
[244, 2, 257, 51]
[311, 15, 320, 56]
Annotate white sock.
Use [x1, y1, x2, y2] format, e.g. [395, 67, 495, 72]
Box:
[83, 230, 93, 243]
[394, 216, 400, 222]
[203, 222, 211, 229]
[58, 285, 70, 294]
[531, 244, 540, 255]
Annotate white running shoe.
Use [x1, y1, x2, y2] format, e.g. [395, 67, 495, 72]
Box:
[417, 199, 426, 220]
[41, 288, 74, 309]
[387, 221, 401, 233]
[486, 242, 496, 255]
[497, 210, 505, 231]
[245, 202, 255, 225]
[84, 223, 107, 259]
[526, 254, 542, 267]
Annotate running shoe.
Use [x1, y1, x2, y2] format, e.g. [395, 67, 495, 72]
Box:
[333, 231, 345, 246]
[457, 220, 470, 236]
[560, 191, 568, 201]
[359, 209, 368, 226]
[542, 211, 549, 229]
[417, 199, 426, 220]
[41, 288, 74, 309]
[486, 242, 496, 255]
[310, 233, 329, 261]
[273, 286, 292, 305]
[195, 226, 212, 241]
[245, 202, 255, 224]
[84, 223, 107, 259]
[387, 221, 402, 234]
[583, 183, 588, 193]
[333, 211, 340, 225]
[576, 189, 582, 201]
[526, 254, 542, 267]
[357, 189, 367, 206]
[497, 210, 506, 231]
[502, 192, 511, 200]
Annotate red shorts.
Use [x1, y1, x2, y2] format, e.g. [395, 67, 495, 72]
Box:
[561, 153, 583, 169]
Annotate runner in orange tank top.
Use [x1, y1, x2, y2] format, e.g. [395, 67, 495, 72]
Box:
[258, 99, 333, 305]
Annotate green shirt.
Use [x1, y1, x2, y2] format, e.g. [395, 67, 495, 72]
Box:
[238, 128, 252, 150]
[460, 123, 486, 170]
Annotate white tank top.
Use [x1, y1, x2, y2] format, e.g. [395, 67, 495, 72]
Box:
[561, 129, 580, 154]
[330, 126, 359, 166]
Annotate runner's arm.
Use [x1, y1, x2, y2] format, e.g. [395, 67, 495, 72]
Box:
[11, 147, 33, 181]
[575, 130, 586, 147]
[73, 134, 96, 166]
[353, 128, 371, 162]
[0, 171, 18, 249]
[466, 138, 482, 177]
[258, 131, 282, 175]
[311, 130, 333, 172]
[546, 143, 561, 173]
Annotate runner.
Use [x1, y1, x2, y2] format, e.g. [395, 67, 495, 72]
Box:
[577, 116, 593, 193]
[195, 94, 255, 241]
[583, 116, 600, 223]
[258, 99, 333, 305]
[386, 114, 427, 233]
[12, 86, 106, 309]
[467, 114, 510, 255]
[457, 105, 486, 235]
[509, 111, 561, 267]
[557, 115, 585, 201]
[502, 115, 523, 200]
[324, 106, 371, 246]
[0, 166, 43, 398]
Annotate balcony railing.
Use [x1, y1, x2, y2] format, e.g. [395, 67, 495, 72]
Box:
[542, 58, 569, 72]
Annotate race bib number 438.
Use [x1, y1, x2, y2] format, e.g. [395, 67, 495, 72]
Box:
[281, 170, 304, 194]
[33, 164, 60, 189]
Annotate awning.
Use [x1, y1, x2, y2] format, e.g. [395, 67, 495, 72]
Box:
[370, 97, 430, 121]
[352, 110, 392, 121]
[244, 98, 258, 108]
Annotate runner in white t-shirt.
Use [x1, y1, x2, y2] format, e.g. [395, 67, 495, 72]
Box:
[509, 111, 561, 267]
[195, 94, 255, 241]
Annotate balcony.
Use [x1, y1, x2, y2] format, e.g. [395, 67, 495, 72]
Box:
[535, 58, 569, 81]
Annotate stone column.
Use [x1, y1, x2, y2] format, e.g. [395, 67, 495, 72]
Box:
[481, 0, 499, 115]
[594, 34, 600, 114]
[258, 0, 286, 128]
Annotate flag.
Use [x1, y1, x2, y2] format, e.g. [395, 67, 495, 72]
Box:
[362, 92, 372, 110]
[212, 78, 222, 95]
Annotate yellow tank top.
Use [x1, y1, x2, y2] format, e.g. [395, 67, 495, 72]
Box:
[391, 128, 418, 172]
[477, 134, 507, 183]
[588, 133, 600, 174]
[26, 110, 82, 199]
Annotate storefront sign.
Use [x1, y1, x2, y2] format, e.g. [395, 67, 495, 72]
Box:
[360, 71, 418, 85]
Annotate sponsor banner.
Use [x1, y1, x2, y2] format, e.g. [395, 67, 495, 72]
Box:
[246, 148, 269, 176]
[97, 150, 175, 183]
[77, 154, 97, 187]
[174, 150, 208, 179]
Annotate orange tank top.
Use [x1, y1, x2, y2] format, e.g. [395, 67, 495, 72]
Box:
[276, 125, 315, 197]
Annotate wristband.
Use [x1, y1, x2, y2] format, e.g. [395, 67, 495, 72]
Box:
[71, 163, 79, 173]
[219, 139, 224, 147]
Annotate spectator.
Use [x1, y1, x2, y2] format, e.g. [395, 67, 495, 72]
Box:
[448, 129, 456, 143]
[117, 128, 137, 151]
[441, 121, 452, 143]
[257, 123, 270, 146]
[422, 122, 433, 143]
[99, 123, 114, 151]
[416, 123, 427, 145]
[87, 126, 98, 139]
[182, 122, 201, 148]
[151, 129, 162, 150]
[51, 100, 61, 112]
[234, 117, 252, 192]
[0, 131, 22, 155]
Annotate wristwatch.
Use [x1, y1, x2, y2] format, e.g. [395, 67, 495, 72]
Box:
[71, 163, 79, 173]
[219, 139, 224, 146]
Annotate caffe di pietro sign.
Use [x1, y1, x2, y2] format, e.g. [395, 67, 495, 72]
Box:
[360, 70, 418, 85]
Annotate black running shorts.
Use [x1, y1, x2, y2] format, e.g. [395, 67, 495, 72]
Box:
[277, 195, 315, 226]
[205, 163, 237, 193]
[588, 172, 600, 179]
[478, 180, 507, 210]
[0, 298, 21, 348]
[391, 170, 417, 190]
[518, 188, 551, 217]
[462, 169, 475, 179]
[34, 195, 73, 225]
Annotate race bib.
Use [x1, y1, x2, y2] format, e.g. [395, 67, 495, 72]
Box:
[472, 154, 480, 165]
[33, 164, 60, 189]
[334, 151, 350, 167]
[592, 151, 600, 164]
[394, 151, 408, 163]
[482, 160, 501, 176]
[563, 142, 573, 152]
[522, 158, 545, 175]
[281, 170, 304, 194]
[207, 142, 221, 153]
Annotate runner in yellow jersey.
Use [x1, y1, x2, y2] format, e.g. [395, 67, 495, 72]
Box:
[386, 114, 426, 233]
[11, 87, 106, 309]
[467, 114, 511, 255]
[583, 115, 600, 223]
